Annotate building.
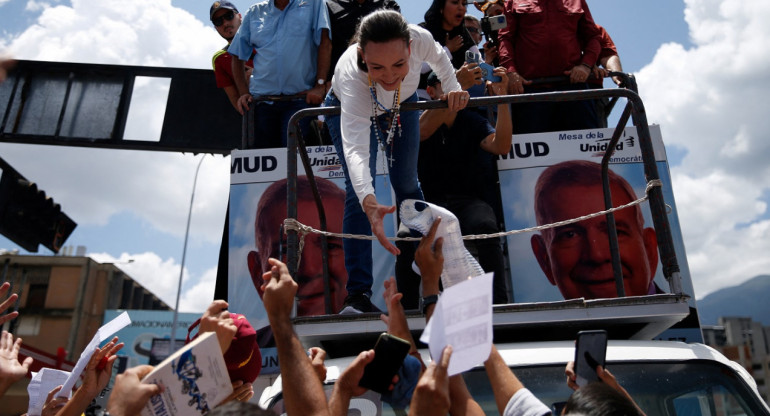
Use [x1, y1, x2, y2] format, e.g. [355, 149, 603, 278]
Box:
[0, 253, 170, 415]
[703, 316, 770, 405]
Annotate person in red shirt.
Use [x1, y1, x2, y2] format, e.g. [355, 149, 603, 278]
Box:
[498, 0, 602, 133]
[210, 1, 255, 111]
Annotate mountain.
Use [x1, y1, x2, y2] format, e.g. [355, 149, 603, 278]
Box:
[696, 275, 770, 326]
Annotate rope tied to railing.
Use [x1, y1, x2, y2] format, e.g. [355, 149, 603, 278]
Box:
[284, 179, 663, 262]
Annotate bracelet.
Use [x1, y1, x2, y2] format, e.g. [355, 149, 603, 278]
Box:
[422, 294, 439, 314]
[581, 63, 592, 70]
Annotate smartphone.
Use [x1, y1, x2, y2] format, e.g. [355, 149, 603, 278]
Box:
[574, 330, 608, 387]
[464, 51, 502, 83]
[359, 333, 411, 394]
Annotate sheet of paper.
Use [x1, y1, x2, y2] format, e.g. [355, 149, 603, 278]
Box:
[27, 368, 71, 416]
[56, 311, 131, 398]
[419, 272, 493, 376]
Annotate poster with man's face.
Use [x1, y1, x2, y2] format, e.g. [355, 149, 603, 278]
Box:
[495, 126, 700, 341]
[228, 146, 396, 373]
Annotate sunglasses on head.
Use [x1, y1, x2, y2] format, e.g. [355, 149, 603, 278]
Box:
[213, 10, 236, 27]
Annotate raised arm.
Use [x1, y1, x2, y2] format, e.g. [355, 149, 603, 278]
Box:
[479, 68, 513, 156]
[262, 258, 330, 416]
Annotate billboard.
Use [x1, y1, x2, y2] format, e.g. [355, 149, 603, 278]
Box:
[228, 145, 395, 373]
[228, 126, 702, 373]
[496, 125, 700, 341]
[103, 310, 200, 368]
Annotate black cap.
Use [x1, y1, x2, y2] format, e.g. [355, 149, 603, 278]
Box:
[210, 1, 238, 20]
[426, 71, 441, 87]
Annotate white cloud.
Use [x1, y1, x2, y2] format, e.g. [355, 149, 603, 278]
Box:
[0, 0, 231, 308]
[89, 251, 213, 313]
[637, 0, 770, 299]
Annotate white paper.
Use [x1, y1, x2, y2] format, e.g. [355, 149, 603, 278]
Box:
[27, 368, 71, 416]
[419, 272, 493, 376]
[55, 311, 131, 398]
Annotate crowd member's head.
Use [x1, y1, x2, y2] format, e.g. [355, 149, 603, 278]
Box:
[473, 0, 504, 17]
[463, 15, 483, 45]
[248, 176, 348, 316]
[210, 1, 242, 42]
[563, 381, 644, 416]
[425, 0, 468, 31]
[354, 10, 412, 91]
[425, 71, 444, 100]
[531, 161, 659, 300]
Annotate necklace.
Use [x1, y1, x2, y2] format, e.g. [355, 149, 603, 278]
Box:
[368, 75, 402, 167]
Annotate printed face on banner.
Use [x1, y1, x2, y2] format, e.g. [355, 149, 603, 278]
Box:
[529, 165, 659, 299]
[229, 147, 396, 350]
[497, 127, 696, 304]
[246, 178, 348, 316]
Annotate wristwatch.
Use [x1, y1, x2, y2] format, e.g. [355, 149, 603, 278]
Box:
[317, 79, 326, 86]
[422, 294, 439, 314]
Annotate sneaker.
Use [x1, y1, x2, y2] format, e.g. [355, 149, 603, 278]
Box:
[339, 293, 382, 314]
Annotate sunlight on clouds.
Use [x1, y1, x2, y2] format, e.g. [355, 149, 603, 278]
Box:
[178, 267, 218, 313]
[25, 1, 51, 12]
[639, 0, 770, 298]
[89, 250, 215, 313]
[90, 251, 185, 307]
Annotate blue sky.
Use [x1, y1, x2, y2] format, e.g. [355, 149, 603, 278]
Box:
[1, 0, 768, 313]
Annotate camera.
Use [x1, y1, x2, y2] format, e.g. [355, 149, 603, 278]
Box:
[480, 14, 507, 47]
[465, 51, 502, 83]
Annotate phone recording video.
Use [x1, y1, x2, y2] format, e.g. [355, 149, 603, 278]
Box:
[574, 330, 608, 387]
[358, 332, 411, 394]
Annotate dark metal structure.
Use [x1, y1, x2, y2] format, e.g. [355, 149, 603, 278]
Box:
[278, 74, 689, 346]
[0, 60, 242, 154]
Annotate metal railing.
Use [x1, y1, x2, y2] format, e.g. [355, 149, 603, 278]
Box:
[261, 73, 683, 314]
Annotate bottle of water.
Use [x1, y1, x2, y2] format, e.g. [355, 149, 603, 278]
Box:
[400, 200, 485, 289]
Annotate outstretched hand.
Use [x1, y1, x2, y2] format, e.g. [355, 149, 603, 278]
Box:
[79, 337, 124, 400]
[261, 258, 298, 323]
[362, 194, 400, 256]
[409, 345, 452, 416]
[0, 282, 19, 326]
[414, 217, 444, 295]
[107, 365, 163, 416]
[0, 330, 32, 385]
[199, 300, 237, 354]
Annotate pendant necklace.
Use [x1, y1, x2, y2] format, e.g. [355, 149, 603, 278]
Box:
[368, 75, 402, 167]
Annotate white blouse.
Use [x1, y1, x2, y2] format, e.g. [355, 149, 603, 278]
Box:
[331, 24, 462, 206]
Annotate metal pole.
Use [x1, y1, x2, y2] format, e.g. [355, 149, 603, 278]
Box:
[170, 154, 206, 352]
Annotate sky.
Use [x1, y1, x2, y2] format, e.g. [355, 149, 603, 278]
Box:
[0, 0, 768, 314]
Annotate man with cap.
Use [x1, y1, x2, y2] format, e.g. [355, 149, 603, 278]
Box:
[229, 0, 331, 148]
[210, 1, 255, 111]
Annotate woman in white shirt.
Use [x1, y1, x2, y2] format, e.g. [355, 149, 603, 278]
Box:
[323, 10, 469, 312]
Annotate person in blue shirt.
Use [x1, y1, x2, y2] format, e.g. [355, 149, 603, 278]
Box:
[229, 0, 331, 148]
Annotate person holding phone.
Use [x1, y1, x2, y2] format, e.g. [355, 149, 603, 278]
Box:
[414, 69, 512, 304]
[324, 10, 469, 314]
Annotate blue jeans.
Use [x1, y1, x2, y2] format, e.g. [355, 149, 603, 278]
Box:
[324, 91, 423, 297]
[253, 99, 313, 148]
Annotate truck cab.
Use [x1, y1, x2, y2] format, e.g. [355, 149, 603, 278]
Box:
[259, 340, 770, 416]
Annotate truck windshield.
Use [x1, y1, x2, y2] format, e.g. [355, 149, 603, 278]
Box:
[267, 360, 768, 416]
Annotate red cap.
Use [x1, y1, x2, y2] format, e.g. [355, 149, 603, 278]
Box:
[223, 313, 262, 383]
[187, 313, 262, 383]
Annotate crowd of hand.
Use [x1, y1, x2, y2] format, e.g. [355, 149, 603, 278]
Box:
[0, 225, 642, 416]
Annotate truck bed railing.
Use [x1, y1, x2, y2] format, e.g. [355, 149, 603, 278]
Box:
[261, 74, 684, 317]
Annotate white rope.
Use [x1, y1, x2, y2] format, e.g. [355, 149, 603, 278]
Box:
[284, 179, 663, 243]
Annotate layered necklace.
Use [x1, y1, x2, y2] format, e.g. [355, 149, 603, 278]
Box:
[368, 75, 402, 167]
